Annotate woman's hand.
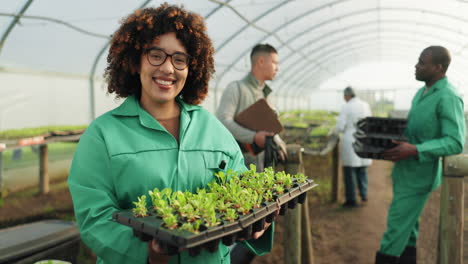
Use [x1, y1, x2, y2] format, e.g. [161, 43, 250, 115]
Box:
[147, 240, 171, 264]
[241, 208, 280, 240]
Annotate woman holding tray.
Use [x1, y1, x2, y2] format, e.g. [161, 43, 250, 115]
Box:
[68, 4, 274, 264]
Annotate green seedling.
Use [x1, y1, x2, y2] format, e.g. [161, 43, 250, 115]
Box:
[296, 173, 307, 183]
[274, 184, 285, 195]
[223, 208, 238, 222]
[162, 214, 179, 230]
[132, 195, 148, 217]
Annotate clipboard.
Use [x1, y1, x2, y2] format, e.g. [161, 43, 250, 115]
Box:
[234, 99, 283, 133]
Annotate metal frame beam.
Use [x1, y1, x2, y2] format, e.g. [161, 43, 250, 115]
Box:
[88, 0, 152, 122]
[0, 0, 34, 56]
[290, 40, 466, 98]
[214, 5, 468, 106]
[275, 28, 465, 94]
[277, 18, 467, 76]
[214, 0, 351, 89]
[0, 12, 110, 40]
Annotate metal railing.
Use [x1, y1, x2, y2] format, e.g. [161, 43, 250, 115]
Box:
[0, 134, 81, 197]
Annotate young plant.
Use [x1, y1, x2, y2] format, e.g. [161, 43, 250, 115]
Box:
[275, 171, 288, 185]
[179, 204, 201, 222]
[284, 176, 293, 189]
[236, 192, 253, 215]
[274, 184, 285, 195]
[180, 219, 202, 234]
[263, 190, 274, 202]
[170, 191, 188, 210]
[162, 214, 179, 230]
[216, 200, 232, 214]
[240, 164, 257, 179]
[148, 188, 171, 211]
[223, 208, 238, 222]
[295, 173, 308, 183]
[250, 191, 263, 209]
[132, 195, 148, 217]
[204, 211, 221, 227]
[156, 204, 174, 219]
[214, 170, 227, 184]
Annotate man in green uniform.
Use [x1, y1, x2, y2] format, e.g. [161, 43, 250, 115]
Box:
[375, 46, 465, 264]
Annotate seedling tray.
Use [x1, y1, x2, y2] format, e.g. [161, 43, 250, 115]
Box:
[357, 117, 407, 135]
[353, 140, 397, 160]
[354, 131, 407, 149]
[112, 179, 317, 252]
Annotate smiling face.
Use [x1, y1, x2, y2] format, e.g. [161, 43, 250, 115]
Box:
[139, 32, 189, 109]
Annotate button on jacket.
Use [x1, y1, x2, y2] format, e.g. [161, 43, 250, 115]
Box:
[68, 96, 274, 264]
[394, 77, 465, 191]
[336, 97, 373, 167]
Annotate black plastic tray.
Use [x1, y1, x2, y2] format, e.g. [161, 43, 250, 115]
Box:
[354, 131, 407, 149]
[112, 179, 317, 251]
[353, 141, 387, 160]
[357, 117, 407, 135]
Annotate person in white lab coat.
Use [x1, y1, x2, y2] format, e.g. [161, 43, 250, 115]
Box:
[336, 86, 372, 207]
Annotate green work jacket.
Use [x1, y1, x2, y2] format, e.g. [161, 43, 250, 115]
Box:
[68, 96, 274, 264]
[392, 77, 465, 192]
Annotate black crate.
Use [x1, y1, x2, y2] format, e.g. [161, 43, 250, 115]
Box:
[354, 130, 407, 149]
[353, 141, 386, 160]
[112, 179, 317, 254]
[357, 117, 407, 135]
[353, 117, 408, 160]
[0, 220, 80, 264]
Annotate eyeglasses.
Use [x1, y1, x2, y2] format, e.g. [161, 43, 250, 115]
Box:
[145, 47, 190, 70]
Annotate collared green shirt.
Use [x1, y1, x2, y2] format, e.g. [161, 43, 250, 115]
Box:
[68, 96, 273, 264]
[392, 77, 465, 192]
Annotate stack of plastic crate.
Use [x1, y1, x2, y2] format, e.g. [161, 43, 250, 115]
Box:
[353, 117, 407, 160]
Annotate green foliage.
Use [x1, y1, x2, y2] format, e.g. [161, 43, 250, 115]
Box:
[0, 125, 87, 139]
[180, 219, 202, 233]
[280, 110, 338, 150]
[295, 173, 307, 183]
[132, 166, 312, 233]
[162, 214, 178, 230]
[309, 126, 330, 137]
[132, 195, 148, 217]
[223, 208, 238, 222]
[280, 110, 337, 127]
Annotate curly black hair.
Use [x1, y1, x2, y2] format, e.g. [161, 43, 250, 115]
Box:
[104, 3, 215, 105]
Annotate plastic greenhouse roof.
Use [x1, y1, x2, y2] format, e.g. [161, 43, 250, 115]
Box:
[2, 0, 468, 100]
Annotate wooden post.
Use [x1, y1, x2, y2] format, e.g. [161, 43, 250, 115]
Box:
[301, 202, 314, 264]
[0, 151, 3, 198]
[438, 155, 466, 264]
[284, 144, 314, 264]
[39, 144, 49, 194]
[331, 139, 341, 203]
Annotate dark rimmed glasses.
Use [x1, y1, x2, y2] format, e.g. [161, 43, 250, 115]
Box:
[145, 47, 190, 70]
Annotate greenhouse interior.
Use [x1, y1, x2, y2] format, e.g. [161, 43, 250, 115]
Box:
[1, 0, 468, 263]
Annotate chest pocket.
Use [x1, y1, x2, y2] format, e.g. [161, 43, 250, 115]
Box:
[203, 151, 232, 182]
